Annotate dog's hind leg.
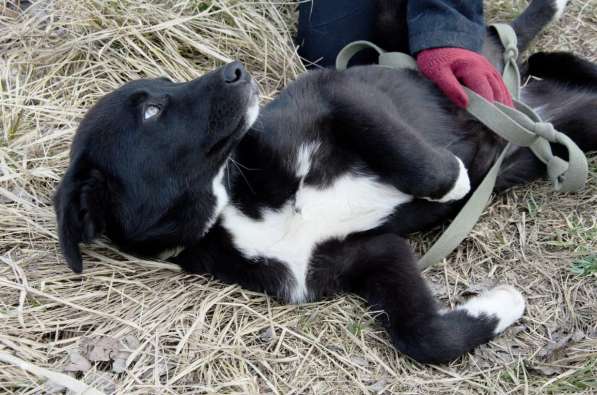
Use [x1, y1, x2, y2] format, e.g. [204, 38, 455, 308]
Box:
[496, 94, 597, 191]
[316, 233, 525, 364]
[495, 147, 546, 192]
[522, 52, 597, 155]
[497, 52, 597, 192]
[526, 52, 597, 91]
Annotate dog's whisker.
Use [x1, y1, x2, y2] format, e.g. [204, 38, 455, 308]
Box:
[229, 157, 258, 171]
[229, 158, 256, 195]
[225, 159, 231, 192]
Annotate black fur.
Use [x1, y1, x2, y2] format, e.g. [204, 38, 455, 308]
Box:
[54, 0, 596, 363]
[526, 51, 597, 91]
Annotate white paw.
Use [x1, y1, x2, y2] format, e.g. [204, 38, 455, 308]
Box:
[553, 0, 569, 20]
[457, 285, 526, 334]
[426, 156, 471, 203]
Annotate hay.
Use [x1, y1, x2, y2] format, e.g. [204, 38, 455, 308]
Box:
[0, 0, 595, 393]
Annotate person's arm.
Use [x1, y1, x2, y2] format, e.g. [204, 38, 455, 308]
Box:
[408, 0, 513, 108]
[408, 0, 484, 54]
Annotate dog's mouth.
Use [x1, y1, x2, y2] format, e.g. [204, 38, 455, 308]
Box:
[206, 88, 260, 157]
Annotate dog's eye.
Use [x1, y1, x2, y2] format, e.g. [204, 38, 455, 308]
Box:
[144, 104, 161, 120]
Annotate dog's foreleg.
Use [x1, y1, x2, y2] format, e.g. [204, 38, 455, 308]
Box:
[333, 233, 525, 364]
[329, 84, 471, 202]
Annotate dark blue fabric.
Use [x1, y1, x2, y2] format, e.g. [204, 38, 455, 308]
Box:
[296, 0, 484, 67]
[407, 0, 484, 54]
[296, 0, 377, 68]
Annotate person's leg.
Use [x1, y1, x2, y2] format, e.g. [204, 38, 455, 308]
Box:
[296, 0, 377, 68]
[374, 0, 410, 53]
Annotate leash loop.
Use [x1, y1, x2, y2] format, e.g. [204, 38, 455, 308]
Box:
[504, 46, 518, 62]
[492, 24, 521, 98]
[533, 122, 557, 142]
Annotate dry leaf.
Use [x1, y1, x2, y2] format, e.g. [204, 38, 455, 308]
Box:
[527, 363, 565, 376]
[327, 345, 343, 354]
[72, 372, 116, 395]
[154, 359, 171, 378]
[507, 324, 527, 336]
[367, 378, 388, 394]
[63, 351, 91, 373]
[537, 329, 584, 360]
[81, 336, 120, 362]
[119, 335, 140, 351]
[571, 330, 585, 342]
[258, 327, 274, 343]
[350, 355, 369, 367]
[75, 335, 140, 373]
[41, 379, 67, 394]
[472, 345, 514, 369]
[111, 354, 128, 374]
[112, 335, 140, 373]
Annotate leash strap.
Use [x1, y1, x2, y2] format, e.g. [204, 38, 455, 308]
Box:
[335, 24, 588, 270]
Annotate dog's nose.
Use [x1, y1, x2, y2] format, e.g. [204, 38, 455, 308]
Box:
[222, 61, 246, 84]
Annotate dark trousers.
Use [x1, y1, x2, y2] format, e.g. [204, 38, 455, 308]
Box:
[296, 0, 377, 68]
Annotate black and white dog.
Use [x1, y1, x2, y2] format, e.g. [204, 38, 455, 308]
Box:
[54, 0, 596, 363]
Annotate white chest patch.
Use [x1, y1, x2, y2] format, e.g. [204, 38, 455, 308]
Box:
[204, 165, 230, 235]
[220, 171, 412, 303]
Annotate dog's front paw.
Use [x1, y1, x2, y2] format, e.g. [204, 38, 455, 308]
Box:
[426, 156, 471, 203]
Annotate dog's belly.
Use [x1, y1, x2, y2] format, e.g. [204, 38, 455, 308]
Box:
[221, 173, 412, 302]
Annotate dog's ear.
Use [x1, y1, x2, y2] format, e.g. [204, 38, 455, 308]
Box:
[54, 158, 109, 273]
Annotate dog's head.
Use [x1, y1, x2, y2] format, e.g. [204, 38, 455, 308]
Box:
[54, 61, 259, 273]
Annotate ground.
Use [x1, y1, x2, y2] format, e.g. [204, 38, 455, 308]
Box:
[0, 0, 595, 394]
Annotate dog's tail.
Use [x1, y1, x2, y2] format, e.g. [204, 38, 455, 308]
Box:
[511, 0, 569, 53]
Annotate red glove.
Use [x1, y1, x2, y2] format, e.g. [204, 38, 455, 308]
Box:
[416, 47, 513, 108]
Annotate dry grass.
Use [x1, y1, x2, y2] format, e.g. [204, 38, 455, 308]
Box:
[0, 0, 595, 393]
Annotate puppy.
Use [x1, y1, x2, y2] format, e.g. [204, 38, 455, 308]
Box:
[54, 0, 596, 363]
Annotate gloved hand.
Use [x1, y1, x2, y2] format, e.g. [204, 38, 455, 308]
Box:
[416, 47, 513, 108]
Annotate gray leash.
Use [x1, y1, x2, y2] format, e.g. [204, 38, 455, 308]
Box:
[335, 23, 588, 270]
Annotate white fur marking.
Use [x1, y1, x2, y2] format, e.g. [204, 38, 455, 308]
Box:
[553, 0, 568, 20]
[519, 87, 551, 121]
[204, 165, 230, 235]
[245, 83, 260, 129]
[245, 99, 260, 128]
[144, 105, 160, 120]
[221, 174, 413, 303]
[457, 285, 526, 334]
[295, 142, 320, 177]
[426, 157, 470, 203]
[531, 104, 549, 120]
[158, 246, 185, 260]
